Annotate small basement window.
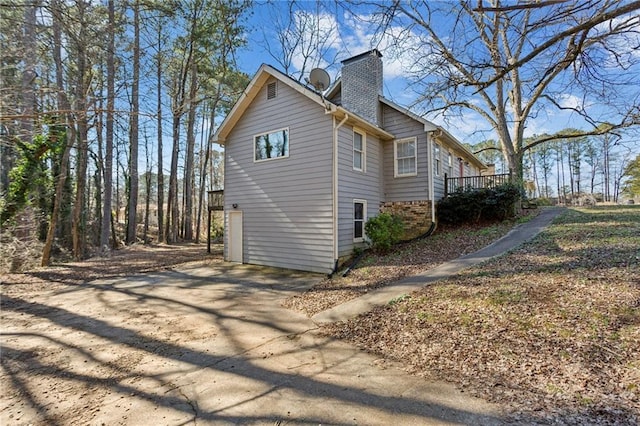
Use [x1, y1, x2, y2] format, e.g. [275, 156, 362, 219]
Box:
[267, 82, 277, 99]
[353, 199, 367, 242]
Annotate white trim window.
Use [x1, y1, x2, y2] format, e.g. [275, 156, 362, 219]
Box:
[254, 128, 289, 162]
[394, 137, 417, 177]
[434, 143, 441, 176]
[353, 129, 366, 172]
[448, 152, 453, 177]
[353, 199, 367, 242]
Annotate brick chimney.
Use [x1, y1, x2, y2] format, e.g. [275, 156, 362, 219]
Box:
[341, 49, 383, 126]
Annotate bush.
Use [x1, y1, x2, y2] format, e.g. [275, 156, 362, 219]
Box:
[437, 182, 521, 225]
[365, 212, 404, 252]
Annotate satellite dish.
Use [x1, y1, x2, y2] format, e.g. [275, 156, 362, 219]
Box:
[309, 68, 331, 92]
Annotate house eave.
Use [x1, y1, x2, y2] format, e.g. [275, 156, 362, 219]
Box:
[379, 97, 438, 133]
[379, 97, 485, 169]
[434, 127, 487, 169]
[328, 106, 394, 141]
[214, 64, 333, 145]
[325, 77, 341, 100]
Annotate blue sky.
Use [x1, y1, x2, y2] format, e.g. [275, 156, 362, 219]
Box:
[234, 0, 639, 156]
[237, 1, 416, 100]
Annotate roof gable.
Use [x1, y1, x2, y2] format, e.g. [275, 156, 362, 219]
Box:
[379, 97, 438, 132]
[213, 65, 330, 144]
[380, 97, 485, 169]
[214, 64, 394, 144]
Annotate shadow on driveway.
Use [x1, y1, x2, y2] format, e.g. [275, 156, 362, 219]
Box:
[2, 264, 503, 425]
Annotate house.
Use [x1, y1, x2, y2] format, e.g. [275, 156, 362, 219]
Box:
[213, 50, 484, 274]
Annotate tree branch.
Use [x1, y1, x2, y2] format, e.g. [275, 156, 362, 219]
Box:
[473, 146, 502, 154]
[476, 0, 640, 89]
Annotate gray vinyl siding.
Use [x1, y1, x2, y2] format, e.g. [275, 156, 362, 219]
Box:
[433, 141, 445, 200]
[337, 125, 382, 257]
[223, 77, 334, 273]
[381, 104, 430, 202]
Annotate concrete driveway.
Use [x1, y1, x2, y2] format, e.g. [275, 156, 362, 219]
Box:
[1, 263, 502, 425]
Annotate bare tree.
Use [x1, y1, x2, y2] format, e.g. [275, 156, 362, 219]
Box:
[183, 61, 198, 240]
[153, 11, 167, 242]
[261, 0, 340, 81]
[368, 0, 640, 178]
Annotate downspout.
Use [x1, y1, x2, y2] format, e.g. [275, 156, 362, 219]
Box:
[331, 113, 349, 276]
[428, 130, 436, 225]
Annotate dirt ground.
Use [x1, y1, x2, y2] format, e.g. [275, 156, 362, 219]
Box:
[4, 208, 636, 424]
[1, 242, 501, 425]
[1, 244, 225, 425]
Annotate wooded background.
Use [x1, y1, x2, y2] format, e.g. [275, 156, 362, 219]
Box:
[1, 0, 249, 266]
[1, 0, 639, 268]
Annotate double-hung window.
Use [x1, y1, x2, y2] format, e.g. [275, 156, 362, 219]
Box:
[254, 128, 289, 162]
[434, 143, 441, 176]
[448, 152, 453, 177]
[353, 129, 365, 172]
[353, 199, 366, 242]
[394, 137, 417, 177]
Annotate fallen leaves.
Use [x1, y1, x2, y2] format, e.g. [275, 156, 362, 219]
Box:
[282, 215, 536, 316]
[321, 206, 640, 423]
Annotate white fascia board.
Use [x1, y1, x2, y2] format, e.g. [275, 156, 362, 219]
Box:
[434, 126, 486, 169]
[214, 64, 332, 144]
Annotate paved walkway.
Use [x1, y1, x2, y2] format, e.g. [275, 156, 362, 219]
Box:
[313, 207, 565, 324]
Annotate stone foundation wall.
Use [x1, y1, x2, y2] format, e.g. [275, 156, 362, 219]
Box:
[380, 200, 433, 240]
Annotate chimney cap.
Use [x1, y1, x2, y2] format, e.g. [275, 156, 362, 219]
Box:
[341, 49, 383, 65]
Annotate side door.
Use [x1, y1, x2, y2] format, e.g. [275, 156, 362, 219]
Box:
[228, 211, 243, 263]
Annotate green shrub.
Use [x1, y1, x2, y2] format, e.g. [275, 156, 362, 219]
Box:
[437, 182, 521, 225]
[365, 212, 404, 252]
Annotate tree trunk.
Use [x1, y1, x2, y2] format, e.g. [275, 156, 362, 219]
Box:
[20, 3, 37, 145]
[603, 135, 611, 202]
[71, 1, 89, 260]
[183, 62, 197, 241]
[143, 134, 151, 243]
[195, 105, 215, 243]
[43, 1, 73, 266]
[126, 0, 140, 244]
[156, 22, 164, 243]
[166, 114, 180, 243]
[567, 142, 575, 199]
[560, 145, 567, 205]
[100, 0, 115, 250]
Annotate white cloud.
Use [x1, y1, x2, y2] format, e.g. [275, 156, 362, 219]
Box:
[558, 94, 583, 110]
[338, 13, 429, 79]
[287, 11, 341, 72]
[593, 14, 640, 65]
